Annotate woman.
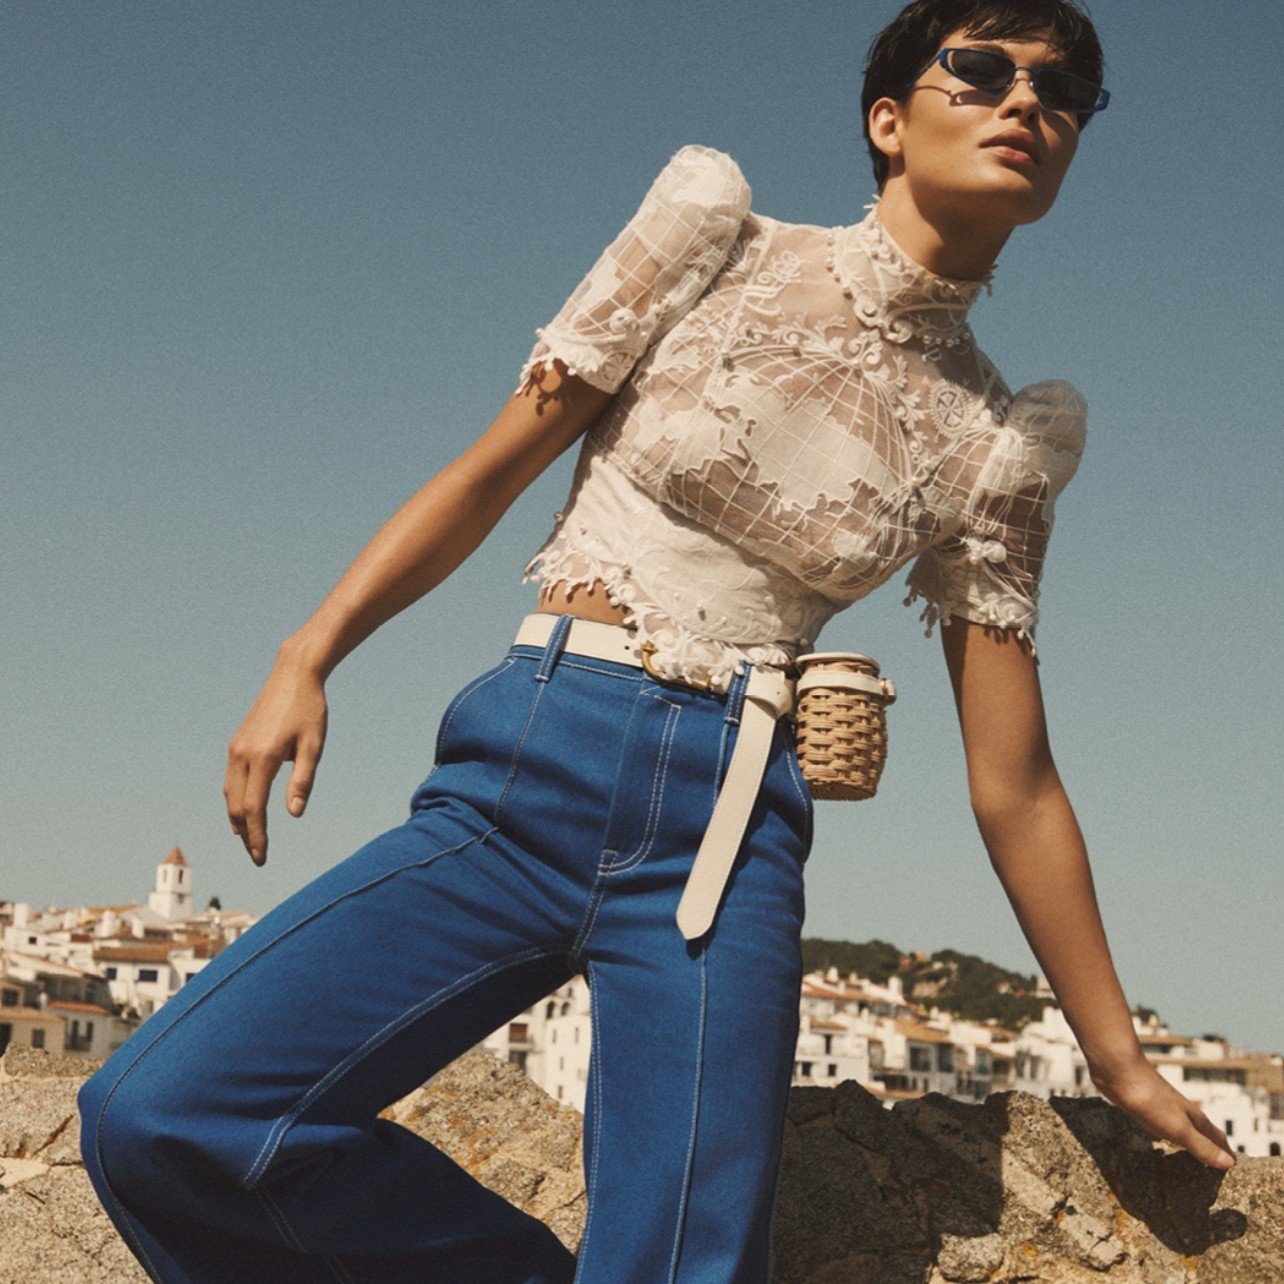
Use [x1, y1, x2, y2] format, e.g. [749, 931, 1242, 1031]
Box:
[78, 1, 1236, 1280]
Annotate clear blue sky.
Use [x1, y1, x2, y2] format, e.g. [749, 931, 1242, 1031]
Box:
[4, 2, 1281, 1055]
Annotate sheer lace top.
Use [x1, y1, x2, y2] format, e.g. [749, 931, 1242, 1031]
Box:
[515, 143, 1087, 693]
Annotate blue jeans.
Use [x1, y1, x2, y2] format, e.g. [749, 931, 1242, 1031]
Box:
[78, 612, 814, 1282]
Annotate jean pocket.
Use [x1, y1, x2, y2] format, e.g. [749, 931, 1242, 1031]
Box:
[433, 655, 519, 764]
[599, 687, 683, 875]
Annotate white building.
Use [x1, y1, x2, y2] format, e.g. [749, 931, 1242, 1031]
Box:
[148, 846, 194, 920]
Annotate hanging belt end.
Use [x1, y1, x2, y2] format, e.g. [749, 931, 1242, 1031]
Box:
[675, 897, 712, 941]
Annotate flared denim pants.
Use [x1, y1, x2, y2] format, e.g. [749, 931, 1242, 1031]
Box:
[78, 611, 815, 1282]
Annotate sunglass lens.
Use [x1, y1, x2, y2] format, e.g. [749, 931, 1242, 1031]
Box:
[947, 48, 1012, 91]
[1037, 68, 1100, 112]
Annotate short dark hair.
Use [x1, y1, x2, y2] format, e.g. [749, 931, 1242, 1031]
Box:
[860, 0, 1107, 190]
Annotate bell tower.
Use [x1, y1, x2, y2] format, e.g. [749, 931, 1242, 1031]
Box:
[148, 846, 193, 920]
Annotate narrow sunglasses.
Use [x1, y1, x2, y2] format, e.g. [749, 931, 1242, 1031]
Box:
[904, 46, 1110, 117]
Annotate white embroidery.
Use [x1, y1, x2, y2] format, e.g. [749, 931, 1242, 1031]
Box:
[517, 144, 1087, 690]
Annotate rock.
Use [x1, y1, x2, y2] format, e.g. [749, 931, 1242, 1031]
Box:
[0, 1045, 1278, 1281]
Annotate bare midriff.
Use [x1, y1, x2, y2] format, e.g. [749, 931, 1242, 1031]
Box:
[534, 577, 633, 627]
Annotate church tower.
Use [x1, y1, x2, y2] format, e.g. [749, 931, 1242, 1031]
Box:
[148, 846, 193, 920]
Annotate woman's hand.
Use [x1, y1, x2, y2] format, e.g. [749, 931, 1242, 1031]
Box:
[1088, 1055, 1237, 1171]
[224, 644, 329, 867]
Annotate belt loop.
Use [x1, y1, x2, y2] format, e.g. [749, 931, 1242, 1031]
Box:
[724, 662, 750, 725]
[535, 612, 574, 683]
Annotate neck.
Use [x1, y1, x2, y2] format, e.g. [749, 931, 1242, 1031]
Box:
[873, 181, 1013, 282]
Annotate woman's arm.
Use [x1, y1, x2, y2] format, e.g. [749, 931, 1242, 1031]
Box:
[282, 360, 611, 681]
[939, 619, 1237, 1171]
[225, 359, 611, 866]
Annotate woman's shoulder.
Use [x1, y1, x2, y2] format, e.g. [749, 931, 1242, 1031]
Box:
[648, 143, 753, 219]
[1007, 379, 1089, 450]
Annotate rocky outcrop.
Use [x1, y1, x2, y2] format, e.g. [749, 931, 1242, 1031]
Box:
[1, 1044, 1278, 1281]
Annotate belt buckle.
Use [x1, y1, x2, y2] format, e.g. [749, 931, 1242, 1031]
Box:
[640, 640, 714, 693]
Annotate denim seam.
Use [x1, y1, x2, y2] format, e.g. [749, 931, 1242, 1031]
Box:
[781, 737, 815, 849]
[569, 866, 614, 964]
[434, 657, 517, 760]
[602, 698, 682, 876]
[492, 673, 548, 827]
[87, 825, 499, 1261]
[255, 1185, 359, 1284]
[242, 942, 567, 1190]
[667, 945, 708, 1282]
[572, 958, 605, 1284]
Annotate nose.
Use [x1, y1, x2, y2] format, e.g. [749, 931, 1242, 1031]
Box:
[999, 70, 1041, 120]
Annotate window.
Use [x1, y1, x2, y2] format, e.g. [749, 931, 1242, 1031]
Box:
[32, 1029, 46, 1049]
[1225, 1120, 1234, 1136]
[138, 969, 159, 983]
[1, 989, 17, 1008]
[105, 967, 118, 980]
[1270, 1143, 1280, 1157]
[798, 1061, 813, 1078]
[828, 1064, 838, 1076]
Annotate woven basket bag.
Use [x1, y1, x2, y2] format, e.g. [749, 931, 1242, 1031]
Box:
[791, 652, 897, 801]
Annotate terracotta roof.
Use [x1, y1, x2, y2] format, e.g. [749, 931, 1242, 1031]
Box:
[809, 1019, 847, 1031]
[93, 940, 211, 963]
[0, 1005, 61, 1022]
[1138, 1032, 1195, 1045]
[46, 1000, 113, 1014]
[895, 1016, 954, 1044]
[163, 846, 189, 867]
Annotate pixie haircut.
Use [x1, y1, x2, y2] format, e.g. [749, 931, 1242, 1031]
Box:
[861, 0, 1106, 190]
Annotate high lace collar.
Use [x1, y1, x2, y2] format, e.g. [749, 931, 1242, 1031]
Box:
[827, 195, 995, 346]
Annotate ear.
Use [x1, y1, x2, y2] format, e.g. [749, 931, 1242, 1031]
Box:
[867, 96, 905, 168]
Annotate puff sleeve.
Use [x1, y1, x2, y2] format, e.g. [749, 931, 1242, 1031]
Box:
[513, 144, 752, 397]
[902, 380, 1088, 655]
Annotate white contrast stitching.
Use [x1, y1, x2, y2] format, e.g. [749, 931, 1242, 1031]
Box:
[493, 672, 549, 826]
[604, 697, 682, 875]
[87, 825, 500, 1263]
[435, 657, 516, 760]
[243, 943, 567, 1189]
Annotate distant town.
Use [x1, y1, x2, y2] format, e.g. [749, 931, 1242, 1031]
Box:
[4, 848, 1282, 1158]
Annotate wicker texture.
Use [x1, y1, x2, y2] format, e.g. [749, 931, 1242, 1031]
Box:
[792, 652, 897, 801]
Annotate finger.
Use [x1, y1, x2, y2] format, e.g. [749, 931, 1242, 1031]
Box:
[286, 738, 322, 817]
[225, 750, 250, 843]
[1186, 1107, 1236, 1169]
[241, 755, 281, 866]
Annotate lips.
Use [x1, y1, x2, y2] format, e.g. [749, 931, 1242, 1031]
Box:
[983, 132, 1039, 164]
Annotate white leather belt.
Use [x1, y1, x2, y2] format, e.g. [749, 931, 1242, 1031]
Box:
[512, 612, 797, 940]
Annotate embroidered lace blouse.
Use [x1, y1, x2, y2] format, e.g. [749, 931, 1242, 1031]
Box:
[515, 143, 1087, 694]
